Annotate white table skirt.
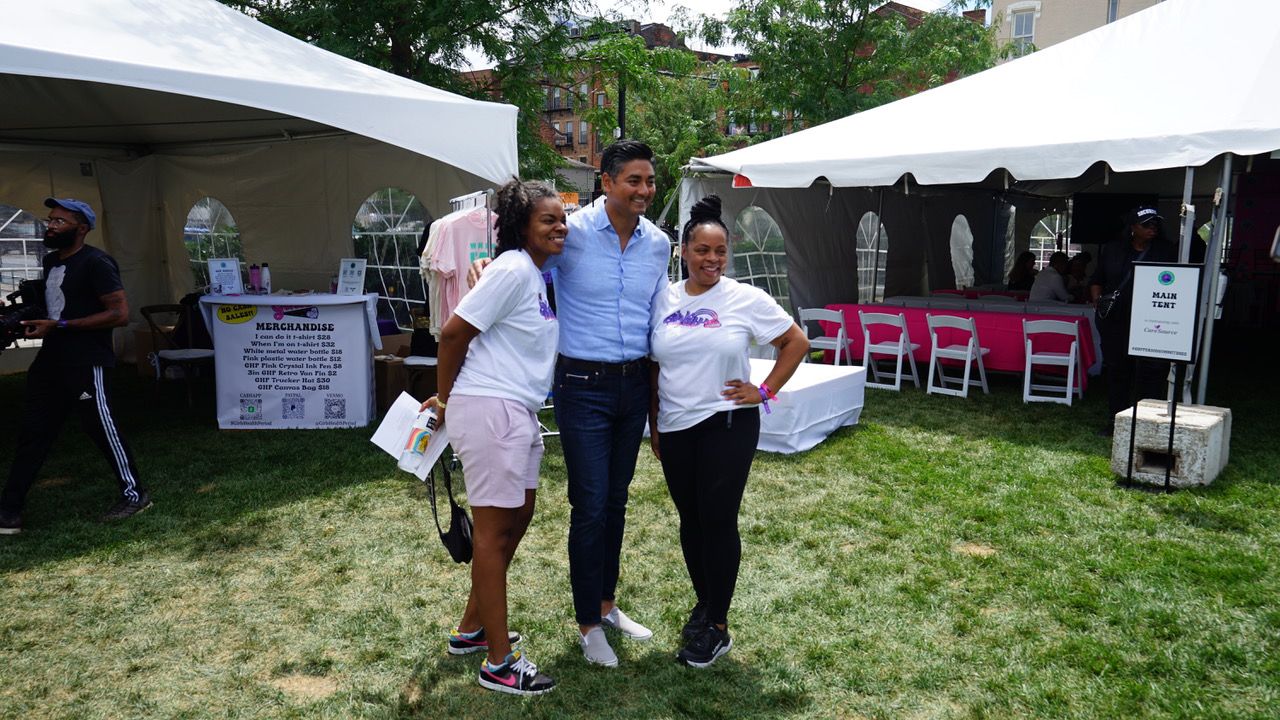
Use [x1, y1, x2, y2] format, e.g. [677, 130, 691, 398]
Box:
[749, 359, 866, 454]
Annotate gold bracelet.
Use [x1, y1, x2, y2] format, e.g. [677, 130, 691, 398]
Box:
[436, 399, 447, 410]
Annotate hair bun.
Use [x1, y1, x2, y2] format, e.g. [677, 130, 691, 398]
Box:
[690, 194, 722, 224]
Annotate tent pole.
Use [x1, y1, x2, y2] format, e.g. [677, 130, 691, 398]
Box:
[1195, 154, 1233, 405]
[1177, 167, 1195, 264]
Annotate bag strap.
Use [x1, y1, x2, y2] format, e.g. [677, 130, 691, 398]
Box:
[425, 454, 452, 538]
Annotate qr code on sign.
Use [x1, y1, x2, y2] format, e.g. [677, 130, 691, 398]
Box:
[324, 397, 346, 420]
[240, 395, 262, 421]
[282, 395, 305, 420]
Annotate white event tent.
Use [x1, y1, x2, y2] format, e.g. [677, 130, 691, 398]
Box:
[684, 0, 1280, 342]
[0, 0, 517, 337]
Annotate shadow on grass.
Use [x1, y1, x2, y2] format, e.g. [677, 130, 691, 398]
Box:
[0, 368, 390, 572]
[390, 639, 812, 719]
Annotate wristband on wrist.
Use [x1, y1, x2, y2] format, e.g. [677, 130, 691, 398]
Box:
[56, 319, 69, 330]
[435, 398, 447, 410]
[759, 382, 777, 401]
[757, 385, 772, 415]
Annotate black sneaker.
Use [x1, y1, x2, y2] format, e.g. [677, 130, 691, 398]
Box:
[678, 623, 733, 668]
[682, 602, 708, 642]
[0, 511, 21, 536]
[477, 651, 556, 696]
[447, 627, 523, 655]
[101, 491, 152, 522]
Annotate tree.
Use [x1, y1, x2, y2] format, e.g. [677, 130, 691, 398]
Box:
[693, 0, 999, 134]
[218, 0, 595, 178]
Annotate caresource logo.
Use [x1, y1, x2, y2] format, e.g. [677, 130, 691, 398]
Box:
[1158, 271, 1175, 285]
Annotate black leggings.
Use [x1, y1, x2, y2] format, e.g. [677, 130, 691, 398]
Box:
[658, 408, 759, 626]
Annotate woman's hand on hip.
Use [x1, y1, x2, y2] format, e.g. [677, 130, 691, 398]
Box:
[721, 379, 762, 406]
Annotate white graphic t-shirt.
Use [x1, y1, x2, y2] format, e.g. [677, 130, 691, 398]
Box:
[650, 277, 793, 433]
[451, 249, 559, 411]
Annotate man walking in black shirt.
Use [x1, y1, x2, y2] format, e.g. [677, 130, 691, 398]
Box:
[0, 198, 150, 535]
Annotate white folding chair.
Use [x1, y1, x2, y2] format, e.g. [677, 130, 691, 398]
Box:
[926, 314, 990, 398]
[1022, 319, 1084, 405]
[799, 307, 852, 365]
[858, 310, 920, 391]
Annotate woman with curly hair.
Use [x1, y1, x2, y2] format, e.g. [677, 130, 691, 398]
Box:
[648, 194, 809, 667]
[425, 178, 564, 695]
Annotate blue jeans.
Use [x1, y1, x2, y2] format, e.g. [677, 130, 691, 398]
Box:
[554, 361, 650, 626]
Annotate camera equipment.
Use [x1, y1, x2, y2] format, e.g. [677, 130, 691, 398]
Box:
[0, 279, 46, 355]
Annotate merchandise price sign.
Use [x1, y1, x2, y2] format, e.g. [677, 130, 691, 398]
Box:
[207, 299, 374, 429]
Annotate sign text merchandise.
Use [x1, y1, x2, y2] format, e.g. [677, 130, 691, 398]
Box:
[211, 301, 373, 428]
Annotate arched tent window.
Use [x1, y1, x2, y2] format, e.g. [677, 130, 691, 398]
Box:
[1031, 212, 1073, 268]
[352, 187, 430, 330]
[949, 215, 975, 289]
[732, 206, 790, 311]
[0, 204, 44, 297]
[856, 211, 888, 303]
[183, 197, 243, 289]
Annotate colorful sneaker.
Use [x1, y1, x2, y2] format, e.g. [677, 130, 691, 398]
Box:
[601, 606, 652, 640]
[102, 491, 152, 522]
[678, 623, 732, 668]
[579, 626, 618, 667]
[681, 602, 708, 642]
[447, 627, 523, 656]
[477, 651, 556, 696]
[0, 511, 21, 536]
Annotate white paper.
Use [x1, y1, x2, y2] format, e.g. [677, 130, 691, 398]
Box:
[337, 258, 367, 295]
[370, 392, 450, 480]
[208, 258, 243, 295]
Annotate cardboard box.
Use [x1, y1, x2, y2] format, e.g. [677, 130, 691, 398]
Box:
[377, 331, 413, 357]
[373, 355, 407, 415]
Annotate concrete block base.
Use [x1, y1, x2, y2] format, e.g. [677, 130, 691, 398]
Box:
[1111, 400, 1231, 488]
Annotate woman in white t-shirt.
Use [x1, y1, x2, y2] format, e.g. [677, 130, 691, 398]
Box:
[648, 194, 810, 668]
[424, 180, 563, 696]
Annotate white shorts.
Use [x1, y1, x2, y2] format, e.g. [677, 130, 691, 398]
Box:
[449, 394, 543, 509]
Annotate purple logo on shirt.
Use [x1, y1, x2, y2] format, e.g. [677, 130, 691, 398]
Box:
[662, 308, 721, 329]
[538, 293, 555, 320]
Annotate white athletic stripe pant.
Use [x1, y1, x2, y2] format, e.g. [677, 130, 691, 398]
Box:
[2, 360, 144, 514]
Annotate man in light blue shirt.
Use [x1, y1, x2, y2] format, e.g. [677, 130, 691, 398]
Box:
[548, 141, 670, 666]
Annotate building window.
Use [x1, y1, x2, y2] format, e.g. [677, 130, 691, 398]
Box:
[564, 121, 575, 146]
[579, 120, 588, 144]
[552, 87, 561, 109]
[732, 206, 790, 311]
[596, 92, 606, 108]
[949, 215, 975, 289]
[856, 211, 888, 303]
[183, 197, 243, 290]
[351, 187, 431, 330]
[1012, 10, 1035, 54]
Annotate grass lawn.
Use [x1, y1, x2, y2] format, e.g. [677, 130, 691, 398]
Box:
[1, 332, 1277, 719]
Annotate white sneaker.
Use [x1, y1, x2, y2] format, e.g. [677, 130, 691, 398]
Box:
[579, 626, 619, 667]
[601, 607, 653, 641]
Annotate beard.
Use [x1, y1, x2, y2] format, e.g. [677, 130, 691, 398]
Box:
[43, 228, 77, 249]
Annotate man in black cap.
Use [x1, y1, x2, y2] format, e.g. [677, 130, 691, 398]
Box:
[1088, 205, 1176, 436]
[0, 198, 150, 535]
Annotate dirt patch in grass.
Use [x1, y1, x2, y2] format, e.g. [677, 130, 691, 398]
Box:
[952, 542, 997, 557]
[35, 476, 71, 489]
[269, 674, 338, 700]
[196, 483, 217, 494]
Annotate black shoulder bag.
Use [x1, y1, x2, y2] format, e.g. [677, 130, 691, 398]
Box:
[425, 455, 473, 564]
[1096, 247, 1149, 320]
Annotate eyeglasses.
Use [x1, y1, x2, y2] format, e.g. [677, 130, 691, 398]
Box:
[45, 217, 77, 228]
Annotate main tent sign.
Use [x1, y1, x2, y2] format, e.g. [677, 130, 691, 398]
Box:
[1128, 263, 1203, 363]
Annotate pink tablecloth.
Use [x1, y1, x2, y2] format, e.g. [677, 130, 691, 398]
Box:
[932, 289, 1028, 301]
[823, 303, 1097, 390]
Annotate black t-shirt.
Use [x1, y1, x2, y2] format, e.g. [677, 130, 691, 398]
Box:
[39, 245, 124, 367]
